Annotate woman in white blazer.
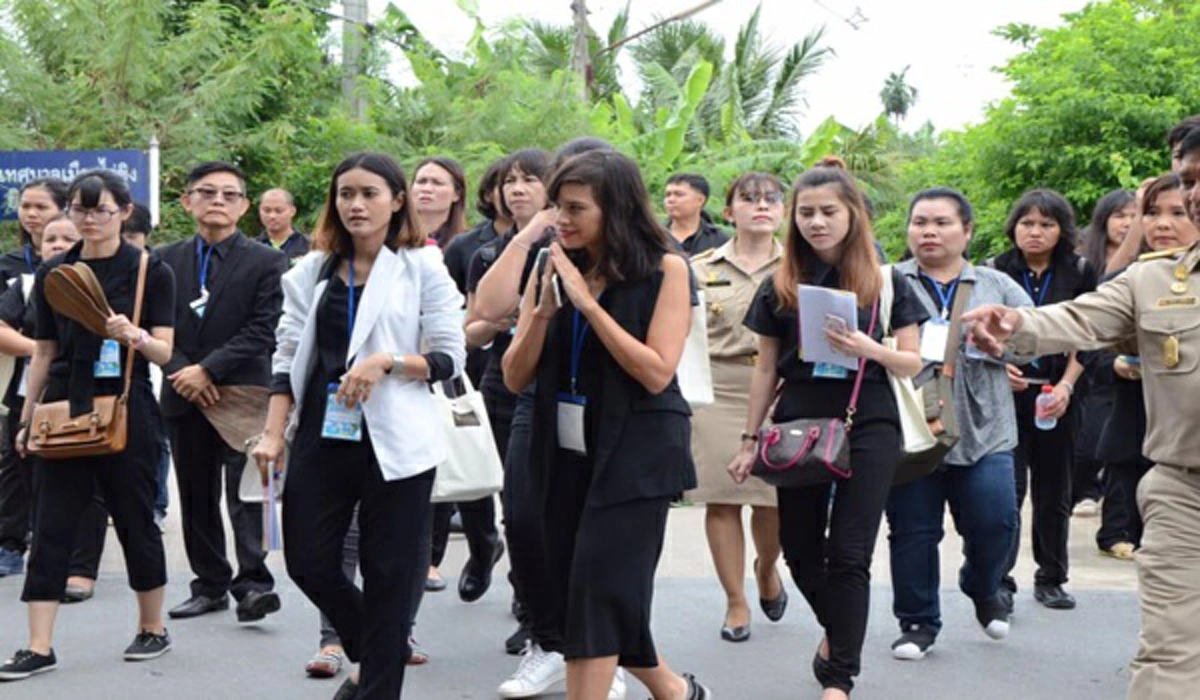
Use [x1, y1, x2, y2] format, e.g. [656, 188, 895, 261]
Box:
[253, 152, 465, 700]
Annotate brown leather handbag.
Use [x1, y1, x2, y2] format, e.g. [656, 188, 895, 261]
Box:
[44, 262, 113, 336]
[28, 251, 148, 459]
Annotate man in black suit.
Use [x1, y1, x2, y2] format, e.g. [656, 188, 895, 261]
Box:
[159, 162, 288, 623]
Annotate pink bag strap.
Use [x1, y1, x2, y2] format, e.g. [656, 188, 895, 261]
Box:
[844, 298, 879, 430]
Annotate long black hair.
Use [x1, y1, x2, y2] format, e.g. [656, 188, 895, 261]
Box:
[1079, 189, 1134, 273]
[547, 150, 673, 284]
[1004, 189, 1080, 261]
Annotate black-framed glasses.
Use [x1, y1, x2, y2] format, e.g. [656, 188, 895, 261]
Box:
[189, 187, 245, 203]
[66, 206, 121, 224]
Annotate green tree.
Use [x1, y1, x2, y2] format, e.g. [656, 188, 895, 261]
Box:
[880, 65, 918, 124]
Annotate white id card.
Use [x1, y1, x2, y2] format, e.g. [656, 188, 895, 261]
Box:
[16, 366, 28, 398]
[190, 290, 210, 319]
[94, 339, 121, 378]
[556, 397, 587, 454]
[920, 320, 951, 363]
[321, 386, 363, 442]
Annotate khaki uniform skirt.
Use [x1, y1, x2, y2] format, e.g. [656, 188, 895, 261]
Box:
[687, 357, 777, 507]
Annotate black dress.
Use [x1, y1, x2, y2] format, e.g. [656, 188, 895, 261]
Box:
[533, 270, 695, 667]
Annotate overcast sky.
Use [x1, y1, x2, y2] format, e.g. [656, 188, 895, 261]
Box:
[370, 0, 1090, 134]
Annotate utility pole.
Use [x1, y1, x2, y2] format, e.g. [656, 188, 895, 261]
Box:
[570, 0, 590, 101]
[343, 0, 368, 120]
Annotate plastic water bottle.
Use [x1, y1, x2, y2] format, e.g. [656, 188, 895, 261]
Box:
[1035, 384, 1057, 431]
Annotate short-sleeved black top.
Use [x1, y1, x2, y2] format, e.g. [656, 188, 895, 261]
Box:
[743, 264, 928, 423]
[34, 242, 176, 402]
[0, 279, 35, 411]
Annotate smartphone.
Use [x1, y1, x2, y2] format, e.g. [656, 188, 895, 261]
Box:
[823, 314, 849, 336]
[534, 247, 551, 303]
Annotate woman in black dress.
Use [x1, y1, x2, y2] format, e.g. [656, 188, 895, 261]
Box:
[729, 158, 926, 699]
[2, 170, 176, 680]
[503, 150, 709, 700]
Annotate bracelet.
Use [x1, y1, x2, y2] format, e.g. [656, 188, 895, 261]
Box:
[132, 329, 150, 350]
[740, 431, 759, 443]
[1060, 381, 1075, 395]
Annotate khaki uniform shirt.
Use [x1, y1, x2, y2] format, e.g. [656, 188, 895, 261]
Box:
[1009, 242, 1200, 468]
[691, 238, 783, 361]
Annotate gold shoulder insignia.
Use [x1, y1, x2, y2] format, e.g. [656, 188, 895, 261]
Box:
[1138, 246, 1189, 262]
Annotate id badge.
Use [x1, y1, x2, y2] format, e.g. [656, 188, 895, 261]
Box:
[190, 290, 210, 319]
[556, 393, 588, 454]
[321, 383, 363, 442]
[16, 367, 28, 398]
[920, 320, 951, 363]
[94, 339, 121, 378]
[812, 362, 849, 380]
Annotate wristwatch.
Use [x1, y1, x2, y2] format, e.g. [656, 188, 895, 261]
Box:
[740, 431, 759, 443]
[386, 353, 405, 374]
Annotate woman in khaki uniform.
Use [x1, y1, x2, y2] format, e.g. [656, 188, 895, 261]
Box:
[688, 172, 787, 642]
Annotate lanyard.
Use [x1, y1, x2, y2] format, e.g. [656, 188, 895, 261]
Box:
[569, 308, 590, 396]
[196, 238, 216, 293]
[22, 245, 35, 274]
[347, 258, 357, 340]
[1022, 270, 1053, 307]
[919, 272, 959, 320]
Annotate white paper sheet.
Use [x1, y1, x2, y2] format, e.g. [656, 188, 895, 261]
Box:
[798, 284, 859, 371]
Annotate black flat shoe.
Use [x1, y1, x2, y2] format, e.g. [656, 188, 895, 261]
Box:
[168, 594, 229, 619]
[331, 678, 358, 700]
[1034, 583, 1076, 610]
[760, 586, 788, 622]
[459, 539, 505, 603]
[812, 641, 835, 687]
[61, 585, 94, 604]
[236, 590, 282, 623]
[720, 623, 750, 642]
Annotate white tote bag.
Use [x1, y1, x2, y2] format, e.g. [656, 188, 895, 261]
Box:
[677, 290, 715, 407]
[431, 375, 504, 503]
[880, 267, 939, 455]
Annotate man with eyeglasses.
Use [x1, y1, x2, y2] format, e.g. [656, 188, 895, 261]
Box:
[255, 188, 309, 265]
[156, 161, 288, 625]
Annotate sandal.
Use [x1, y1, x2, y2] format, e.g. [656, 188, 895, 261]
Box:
[305, 647, 345, 678]
[1101, 542, 1136, 561]
[407, 637, 429, 665]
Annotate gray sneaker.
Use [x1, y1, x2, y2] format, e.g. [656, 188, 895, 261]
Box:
[124, 629, 171, 661]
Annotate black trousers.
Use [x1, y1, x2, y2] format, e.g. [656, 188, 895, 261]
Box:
[1072, 456, 1103, 505]
[0, 415, 33, 555]
[23, 387, 166, 601]
[166, 410, 272, 601]
[284, 438, 433, 700]
[66, 489, 108, 580]
[1097, 458, 1152, 550]
[1006, 389, 1074, 587]
[503, 390, 562, 647]
[777, 419, 900, 694]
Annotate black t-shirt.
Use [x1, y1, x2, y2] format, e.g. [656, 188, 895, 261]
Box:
[467, 233, 529, 402]
[34, 247, 176, 401]
[743, 265, 928, 422]
[0, 279, 35, 410]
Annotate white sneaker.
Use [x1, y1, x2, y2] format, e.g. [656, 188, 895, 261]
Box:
[1073, 498, 1099, 517]
[497, 642, 566, 698]
[607, 667, 627, 700]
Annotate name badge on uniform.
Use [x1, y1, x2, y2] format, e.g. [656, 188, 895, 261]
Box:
[812, 362, 849, 380]
[94, 339, 121, 378]
[556, 393, 588, 454]
[190, 289, 210, 319]
[321, 383, 363, 442]
[920, 320, 950, 363]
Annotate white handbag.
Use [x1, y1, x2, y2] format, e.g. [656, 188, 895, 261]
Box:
[677, 290, 715, 407]
[430, 374, 504, 503]
[880, 267, 939, 455]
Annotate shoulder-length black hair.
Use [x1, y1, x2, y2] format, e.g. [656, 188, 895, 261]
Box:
[18, 177, 69, 244]
[1079, 189, 1134, 272]
[497, 148, 552, 222]
[313, 152, 419, 256]
[547, 149, 673, 284]
[476, 157, 506, 222]
[1003, 189, 1080, 260]
[413, 156, 467, 250]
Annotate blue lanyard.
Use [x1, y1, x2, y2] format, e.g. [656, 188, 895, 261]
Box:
[347, 258, 356, 340]
[22, 245, 35, 274]
[919, 272, 959, 320]
[195, 238, 216, 292]
[570, 308, 590, 396]
[1022, 270, 1053, 307]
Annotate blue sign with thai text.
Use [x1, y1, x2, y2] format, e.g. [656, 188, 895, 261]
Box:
[0, 150, 150, 220]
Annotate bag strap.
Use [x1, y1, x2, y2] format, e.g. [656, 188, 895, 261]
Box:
[120, 251, 150, 402]
[844, 298, 879, 428]
[940, 278, 975, 380]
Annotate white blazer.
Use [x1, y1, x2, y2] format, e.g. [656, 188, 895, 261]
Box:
[273, 246, 466, 481]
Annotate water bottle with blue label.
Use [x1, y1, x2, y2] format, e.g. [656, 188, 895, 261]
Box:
[1035, 384, 1057, 431]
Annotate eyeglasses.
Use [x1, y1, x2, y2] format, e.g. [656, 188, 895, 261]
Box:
[737, 191, 785, 205]
[189, 187, 246, 203]
[66, 207, 121, 224]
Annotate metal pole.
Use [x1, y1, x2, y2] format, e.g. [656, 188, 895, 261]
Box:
[149, 135, 160, 227]
[343, 0, 368, 120]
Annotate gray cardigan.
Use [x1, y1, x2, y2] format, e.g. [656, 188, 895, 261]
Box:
[895, 259, 1033, 467]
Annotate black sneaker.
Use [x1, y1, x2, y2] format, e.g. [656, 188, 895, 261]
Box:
[0, 649, 57, 681]
[1034, 583, 1076, 610]
[891, 625, 937, 660]
[124, 629, 171, 661]
[974, 595, 1010, 640]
